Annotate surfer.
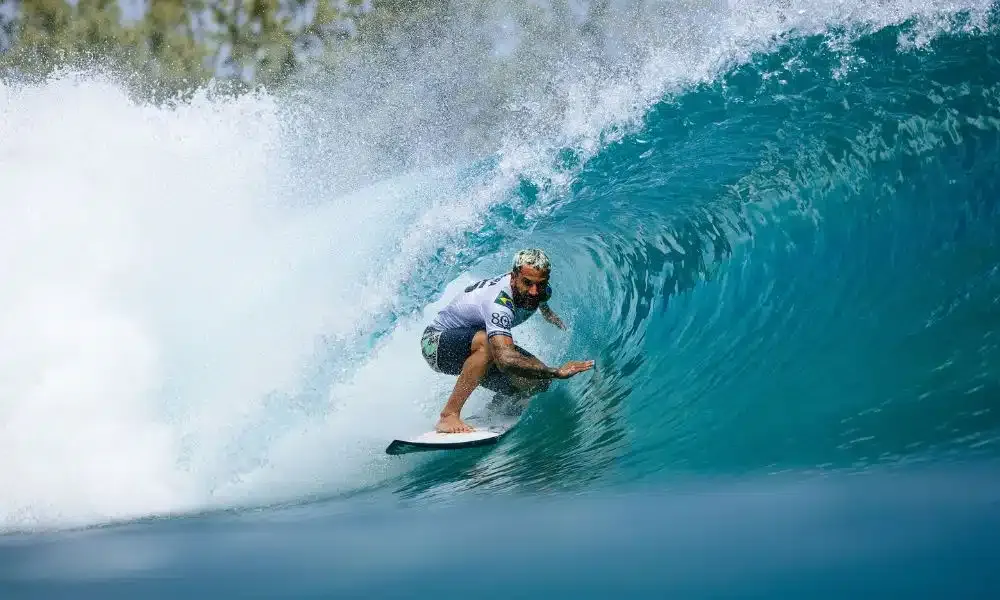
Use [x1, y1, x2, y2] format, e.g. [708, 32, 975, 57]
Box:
[420, 248, 595, 433]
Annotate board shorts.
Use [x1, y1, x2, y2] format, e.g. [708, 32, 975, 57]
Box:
[420, 326, 547, 397]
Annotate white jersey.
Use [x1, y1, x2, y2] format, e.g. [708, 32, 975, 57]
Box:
[430, 274, 539, 340]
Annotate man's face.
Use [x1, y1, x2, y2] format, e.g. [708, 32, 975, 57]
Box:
[511, 265, 549, 310]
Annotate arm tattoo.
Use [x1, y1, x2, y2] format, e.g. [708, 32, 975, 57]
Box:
[494, 344, 558, 379]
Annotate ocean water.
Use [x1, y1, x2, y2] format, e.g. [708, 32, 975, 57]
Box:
[2, 0, 999, 597]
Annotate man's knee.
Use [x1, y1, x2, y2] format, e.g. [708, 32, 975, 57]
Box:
[471, 330, 500, 366]
[463, 334, 495, 371]
[470, 329, 488, 352]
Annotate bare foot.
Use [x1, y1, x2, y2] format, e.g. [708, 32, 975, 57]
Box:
[436, 413, 474, 433]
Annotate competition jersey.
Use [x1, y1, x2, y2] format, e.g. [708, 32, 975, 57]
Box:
[430, 274, 543, 339]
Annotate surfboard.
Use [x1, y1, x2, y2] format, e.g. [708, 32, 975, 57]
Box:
[385, 396, 523, 455]
[384, 423, 512, 455]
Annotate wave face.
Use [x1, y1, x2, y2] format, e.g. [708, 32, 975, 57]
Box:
[388, 2, 1000, 500]
[507, 10, 1000, 485]
[2, 0, 999, 531]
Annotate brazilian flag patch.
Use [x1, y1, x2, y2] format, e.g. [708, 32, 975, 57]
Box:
[495, 291, 514, 309]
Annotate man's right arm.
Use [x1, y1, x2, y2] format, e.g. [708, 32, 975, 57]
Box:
[488, 334, 560, 379]
[481, 293, 594, 380]
[482, 300, 559, 379]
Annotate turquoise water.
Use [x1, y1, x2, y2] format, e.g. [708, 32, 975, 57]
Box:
[2, 1, 999, 596]
[380, 4, 1000, 497]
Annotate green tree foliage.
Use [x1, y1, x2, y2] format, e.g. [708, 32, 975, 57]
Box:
[205, 0, 367, 88]
[141, 0, 212, 86]
[0, 0, 371, 98]
[1, 0, 142, 74]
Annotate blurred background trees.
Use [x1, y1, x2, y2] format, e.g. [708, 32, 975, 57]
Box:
[0, 0, 412, 98]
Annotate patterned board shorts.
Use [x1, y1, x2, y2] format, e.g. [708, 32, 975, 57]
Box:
[420, 326, 547, 397]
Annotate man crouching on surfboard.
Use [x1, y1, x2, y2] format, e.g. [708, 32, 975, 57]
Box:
[420, 248, 595, 434]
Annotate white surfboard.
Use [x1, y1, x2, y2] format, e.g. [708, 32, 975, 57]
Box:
[385, 424, 512, 455]
[385, 397, 524, 455]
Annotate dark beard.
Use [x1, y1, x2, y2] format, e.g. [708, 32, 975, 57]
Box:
[513, 290, 539, 310]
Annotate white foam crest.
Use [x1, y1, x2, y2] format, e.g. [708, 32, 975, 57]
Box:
[296, 0, 993, 197]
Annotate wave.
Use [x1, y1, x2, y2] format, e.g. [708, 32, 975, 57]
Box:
[390, 4, 1000, 498]
[1, 0, 998, 532]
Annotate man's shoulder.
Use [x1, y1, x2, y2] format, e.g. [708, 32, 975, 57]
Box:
[466, 274, 512, 302]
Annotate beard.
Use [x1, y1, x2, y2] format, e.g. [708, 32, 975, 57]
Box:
[514, 290, 540, 309]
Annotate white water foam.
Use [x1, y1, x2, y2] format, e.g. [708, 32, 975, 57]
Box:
[1, 0, 991, 531]
[0, 72, 493, 530]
